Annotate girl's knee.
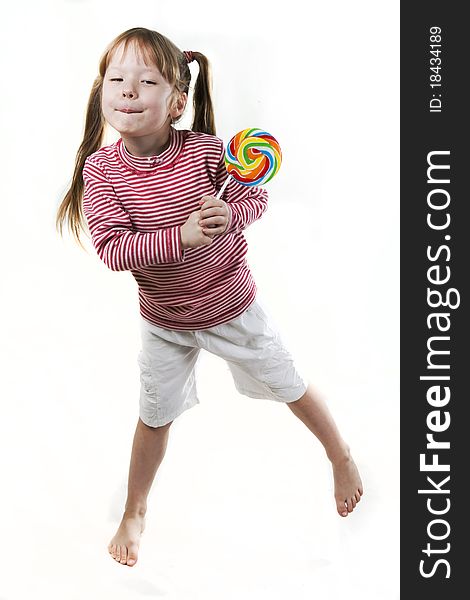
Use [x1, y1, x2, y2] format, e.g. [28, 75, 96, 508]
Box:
[139, 417, 173, 429]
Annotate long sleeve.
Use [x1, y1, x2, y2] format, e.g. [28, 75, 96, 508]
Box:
[214, 142, 269, 235]
[82, 157, 185, 271]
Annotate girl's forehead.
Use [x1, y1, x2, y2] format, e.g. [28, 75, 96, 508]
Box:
[108, 41, 155, 69]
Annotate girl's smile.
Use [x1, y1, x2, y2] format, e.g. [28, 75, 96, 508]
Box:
[117, 108, 143, 114]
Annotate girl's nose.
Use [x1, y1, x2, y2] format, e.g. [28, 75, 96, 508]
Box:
[122, 90, 135, 98]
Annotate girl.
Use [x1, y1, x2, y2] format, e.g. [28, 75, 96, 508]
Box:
[56, 27, 363, 568]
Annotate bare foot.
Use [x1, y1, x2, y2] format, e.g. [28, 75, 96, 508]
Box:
[108, 510, 146, 567]
[332, 452, 363, 517]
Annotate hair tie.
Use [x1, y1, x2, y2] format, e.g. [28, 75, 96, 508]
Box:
[183, 50, 195, 64]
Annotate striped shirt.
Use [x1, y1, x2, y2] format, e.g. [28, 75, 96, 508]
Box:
[82, 126, 269, 330]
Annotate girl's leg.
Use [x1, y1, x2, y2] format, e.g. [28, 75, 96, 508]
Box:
[287, 384, 363, 517]
[108, 417, 173, 567]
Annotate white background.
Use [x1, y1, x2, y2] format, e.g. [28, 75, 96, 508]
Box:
[0, 1, 399, 598]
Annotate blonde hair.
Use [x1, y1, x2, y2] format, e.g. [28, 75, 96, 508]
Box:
[56, 27, 216, 247]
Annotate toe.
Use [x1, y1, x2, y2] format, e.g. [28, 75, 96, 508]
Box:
[346, 497, 354, 513]
[120, 545, 128, 564]
[336, 499, 348, 517]
[127, 554, 137, 566]
[351, 496, 357, 509]
[115, 545, 121, 561]
[355, 491, 361, 503]
[127, 544, 138, 566]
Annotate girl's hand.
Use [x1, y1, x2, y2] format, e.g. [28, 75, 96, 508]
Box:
[180, 210, 216, 249]
[198, 196, 230, 236]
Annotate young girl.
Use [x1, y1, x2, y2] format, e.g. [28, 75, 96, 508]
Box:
[56, 26, 363, 568]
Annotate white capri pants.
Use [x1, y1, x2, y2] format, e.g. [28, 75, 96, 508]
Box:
[137, 297, 308, 427]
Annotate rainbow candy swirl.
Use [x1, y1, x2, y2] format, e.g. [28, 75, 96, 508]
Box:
[224, 128, 282, 187]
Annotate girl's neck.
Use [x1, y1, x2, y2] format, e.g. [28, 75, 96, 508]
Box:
[122, 128, 172, 158]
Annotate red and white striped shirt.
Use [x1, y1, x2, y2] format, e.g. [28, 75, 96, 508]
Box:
[82, 127, 269, 330]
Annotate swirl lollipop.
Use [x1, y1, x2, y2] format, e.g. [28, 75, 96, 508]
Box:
[216, 128, 282, 199]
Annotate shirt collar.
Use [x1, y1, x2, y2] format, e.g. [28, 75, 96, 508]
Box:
[114, 127, 186, 176]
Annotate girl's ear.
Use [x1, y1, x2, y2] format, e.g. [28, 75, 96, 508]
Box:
[170, 92, 188, 119]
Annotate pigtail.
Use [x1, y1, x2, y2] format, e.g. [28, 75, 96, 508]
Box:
[55, 76, 106, 248]
[190, 52, 216, 136]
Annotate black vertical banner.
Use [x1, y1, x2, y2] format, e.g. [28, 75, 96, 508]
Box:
[401, 2, 467, 597]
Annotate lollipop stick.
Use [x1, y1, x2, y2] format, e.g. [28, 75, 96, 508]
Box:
[216, 175, 231, 199]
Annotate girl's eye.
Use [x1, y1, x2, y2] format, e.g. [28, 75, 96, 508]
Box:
[109, 78, 156, 84]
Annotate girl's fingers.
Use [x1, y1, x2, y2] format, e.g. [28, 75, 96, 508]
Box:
[199, 196, 222, 206]
[200, 207, 224, 219]
[200, 216, 225, 227]
[202, 225, 224, 234]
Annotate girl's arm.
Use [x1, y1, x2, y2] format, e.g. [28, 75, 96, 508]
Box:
[82, 157, 185, 271]
[214, 143, 269, 235]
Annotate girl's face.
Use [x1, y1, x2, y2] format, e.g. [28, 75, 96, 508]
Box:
[101, 43, 185, 140]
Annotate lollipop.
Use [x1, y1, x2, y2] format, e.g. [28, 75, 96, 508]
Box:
[216, 128, 282, 199]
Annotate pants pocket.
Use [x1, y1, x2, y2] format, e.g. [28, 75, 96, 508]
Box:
[137, 350, 158, 399]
